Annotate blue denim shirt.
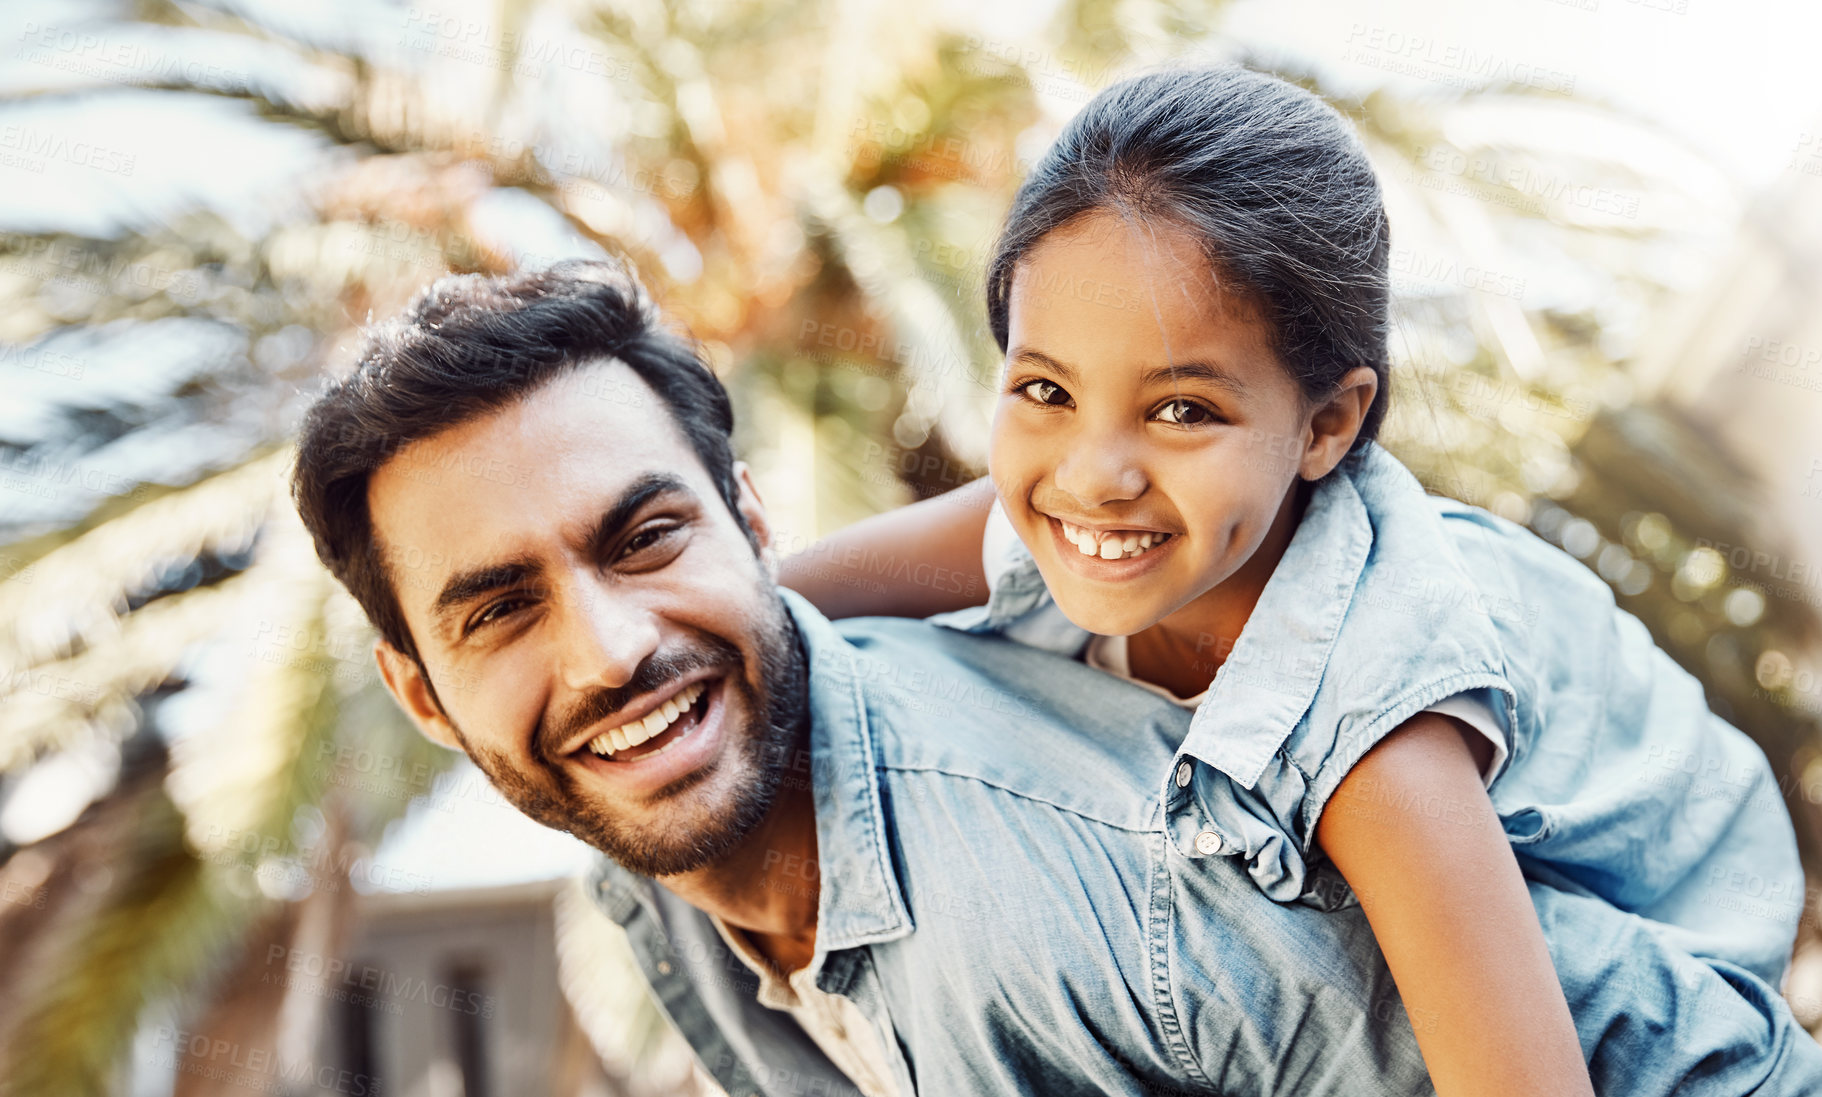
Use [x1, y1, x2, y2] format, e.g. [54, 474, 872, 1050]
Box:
[584, 590, 1822, 1096]
[936, 441, 1807, 989]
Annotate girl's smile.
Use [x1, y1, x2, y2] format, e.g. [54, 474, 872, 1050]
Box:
[1043, 512, 1180, 578]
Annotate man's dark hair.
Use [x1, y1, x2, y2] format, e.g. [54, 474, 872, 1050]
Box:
[291, 259, 740, 666]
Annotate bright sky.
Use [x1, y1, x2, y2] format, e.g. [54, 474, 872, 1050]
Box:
[4, 0, 1818, 888]
[1224, 0, 1822, 192]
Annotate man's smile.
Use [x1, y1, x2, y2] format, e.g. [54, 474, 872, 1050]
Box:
[567, 674, 714, 759]
[564, 674, 737, 797]
[585, 679, 708, 758]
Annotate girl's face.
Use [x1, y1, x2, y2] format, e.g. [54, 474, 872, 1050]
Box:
[990, 210, 1356, 638]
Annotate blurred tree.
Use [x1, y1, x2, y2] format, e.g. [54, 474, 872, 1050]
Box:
[1, 0, 1818, 1092]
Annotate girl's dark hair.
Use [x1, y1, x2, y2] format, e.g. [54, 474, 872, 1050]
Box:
[986, 65, 1392, 449]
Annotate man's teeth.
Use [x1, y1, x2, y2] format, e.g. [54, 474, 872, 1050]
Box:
[587, 681, 707, 757]
[1060, 521, 1171, 561]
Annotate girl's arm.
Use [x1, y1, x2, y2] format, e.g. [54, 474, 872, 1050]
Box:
[776, 476, 995, 620]
[1314, 713, 1594, 1097]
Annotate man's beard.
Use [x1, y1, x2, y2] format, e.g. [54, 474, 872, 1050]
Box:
[450, 590, 809, 877]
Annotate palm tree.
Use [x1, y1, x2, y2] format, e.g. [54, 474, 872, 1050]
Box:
[2, 1, 1817, 1092]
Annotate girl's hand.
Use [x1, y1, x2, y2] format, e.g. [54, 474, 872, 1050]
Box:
[1314, 712, 1595, 1097]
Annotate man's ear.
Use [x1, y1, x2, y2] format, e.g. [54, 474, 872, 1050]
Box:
[1300, 366, 1379, 481]
[374, 640, 463, 751]
[733, 460, 774, 549]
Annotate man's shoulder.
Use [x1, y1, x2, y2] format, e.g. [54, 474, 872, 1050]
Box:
[829, 614, 1188, 831]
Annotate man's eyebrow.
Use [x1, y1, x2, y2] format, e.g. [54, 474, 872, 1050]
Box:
[1138, 360, 1250, 397]
[431, 557, 543, 632]
[1008, 348, 1078, 384]
[581, 472, 694, 563]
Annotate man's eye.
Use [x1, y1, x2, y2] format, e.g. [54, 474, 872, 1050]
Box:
[1017, 379, 1073, 407]
[1154, 399, 1216, 426]
[469, 598, 528, 634]
[621, 522, 680, 559]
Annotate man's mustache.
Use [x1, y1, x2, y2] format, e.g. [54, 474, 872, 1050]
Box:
[537, 637, 743, 758]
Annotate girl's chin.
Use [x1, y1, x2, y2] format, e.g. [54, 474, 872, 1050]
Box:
[1041, 580, 1171, 638]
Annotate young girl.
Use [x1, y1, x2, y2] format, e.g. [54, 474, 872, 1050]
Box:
[781, 67, 1805, 1097]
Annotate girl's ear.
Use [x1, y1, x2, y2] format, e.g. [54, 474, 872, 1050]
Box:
[1299, 367, 1379, 480]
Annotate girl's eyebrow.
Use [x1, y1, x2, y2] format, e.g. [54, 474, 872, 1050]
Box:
[1012, 348, 1250, 398]
[1139, 361, 1250, 397]
[1008, 348, 1078, 384]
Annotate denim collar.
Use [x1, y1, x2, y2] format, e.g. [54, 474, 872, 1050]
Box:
[1172, 447, 1378, 790]
[588, 589, 913, 955]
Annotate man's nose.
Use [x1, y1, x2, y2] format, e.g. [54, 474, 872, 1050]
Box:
[1051, 421, 1147, 508]
[557, 579, 661, 693]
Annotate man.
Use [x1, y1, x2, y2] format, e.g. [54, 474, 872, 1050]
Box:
[291, 260, 1822, 1096]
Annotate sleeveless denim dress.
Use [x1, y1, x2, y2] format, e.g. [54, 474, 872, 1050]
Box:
[932, 441, 1805, 989]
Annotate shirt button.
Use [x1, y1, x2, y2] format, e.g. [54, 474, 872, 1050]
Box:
[1175, 761, 1193, 788]
[1194, 829, 1223, 856]
[655, 960, 673, 975]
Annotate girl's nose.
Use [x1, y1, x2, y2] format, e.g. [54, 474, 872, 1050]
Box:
[1051, 428, 1147, 508]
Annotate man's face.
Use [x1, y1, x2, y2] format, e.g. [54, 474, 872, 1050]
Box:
[367, 361, 806, 878]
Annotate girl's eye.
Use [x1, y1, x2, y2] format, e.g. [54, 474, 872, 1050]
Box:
[1017, 379, 1074, 407]
[1154, 399, 1216, 426]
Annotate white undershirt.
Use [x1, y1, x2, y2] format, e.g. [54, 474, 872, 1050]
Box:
[710, 917, 900, 1097]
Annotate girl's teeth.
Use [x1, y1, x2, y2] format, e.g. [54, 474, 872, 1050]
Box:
[1059, 520, 1171, 562]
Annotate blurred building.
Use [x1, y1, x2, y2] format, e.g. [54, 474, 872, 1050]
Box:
[1634, 112, 1822, 578]
[315, 879, 613, 1097]
[123, 876, 634, 1097]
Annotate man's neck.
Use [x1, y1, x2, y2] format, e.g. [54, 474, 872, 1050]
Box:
[660, 779, 821, 976]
